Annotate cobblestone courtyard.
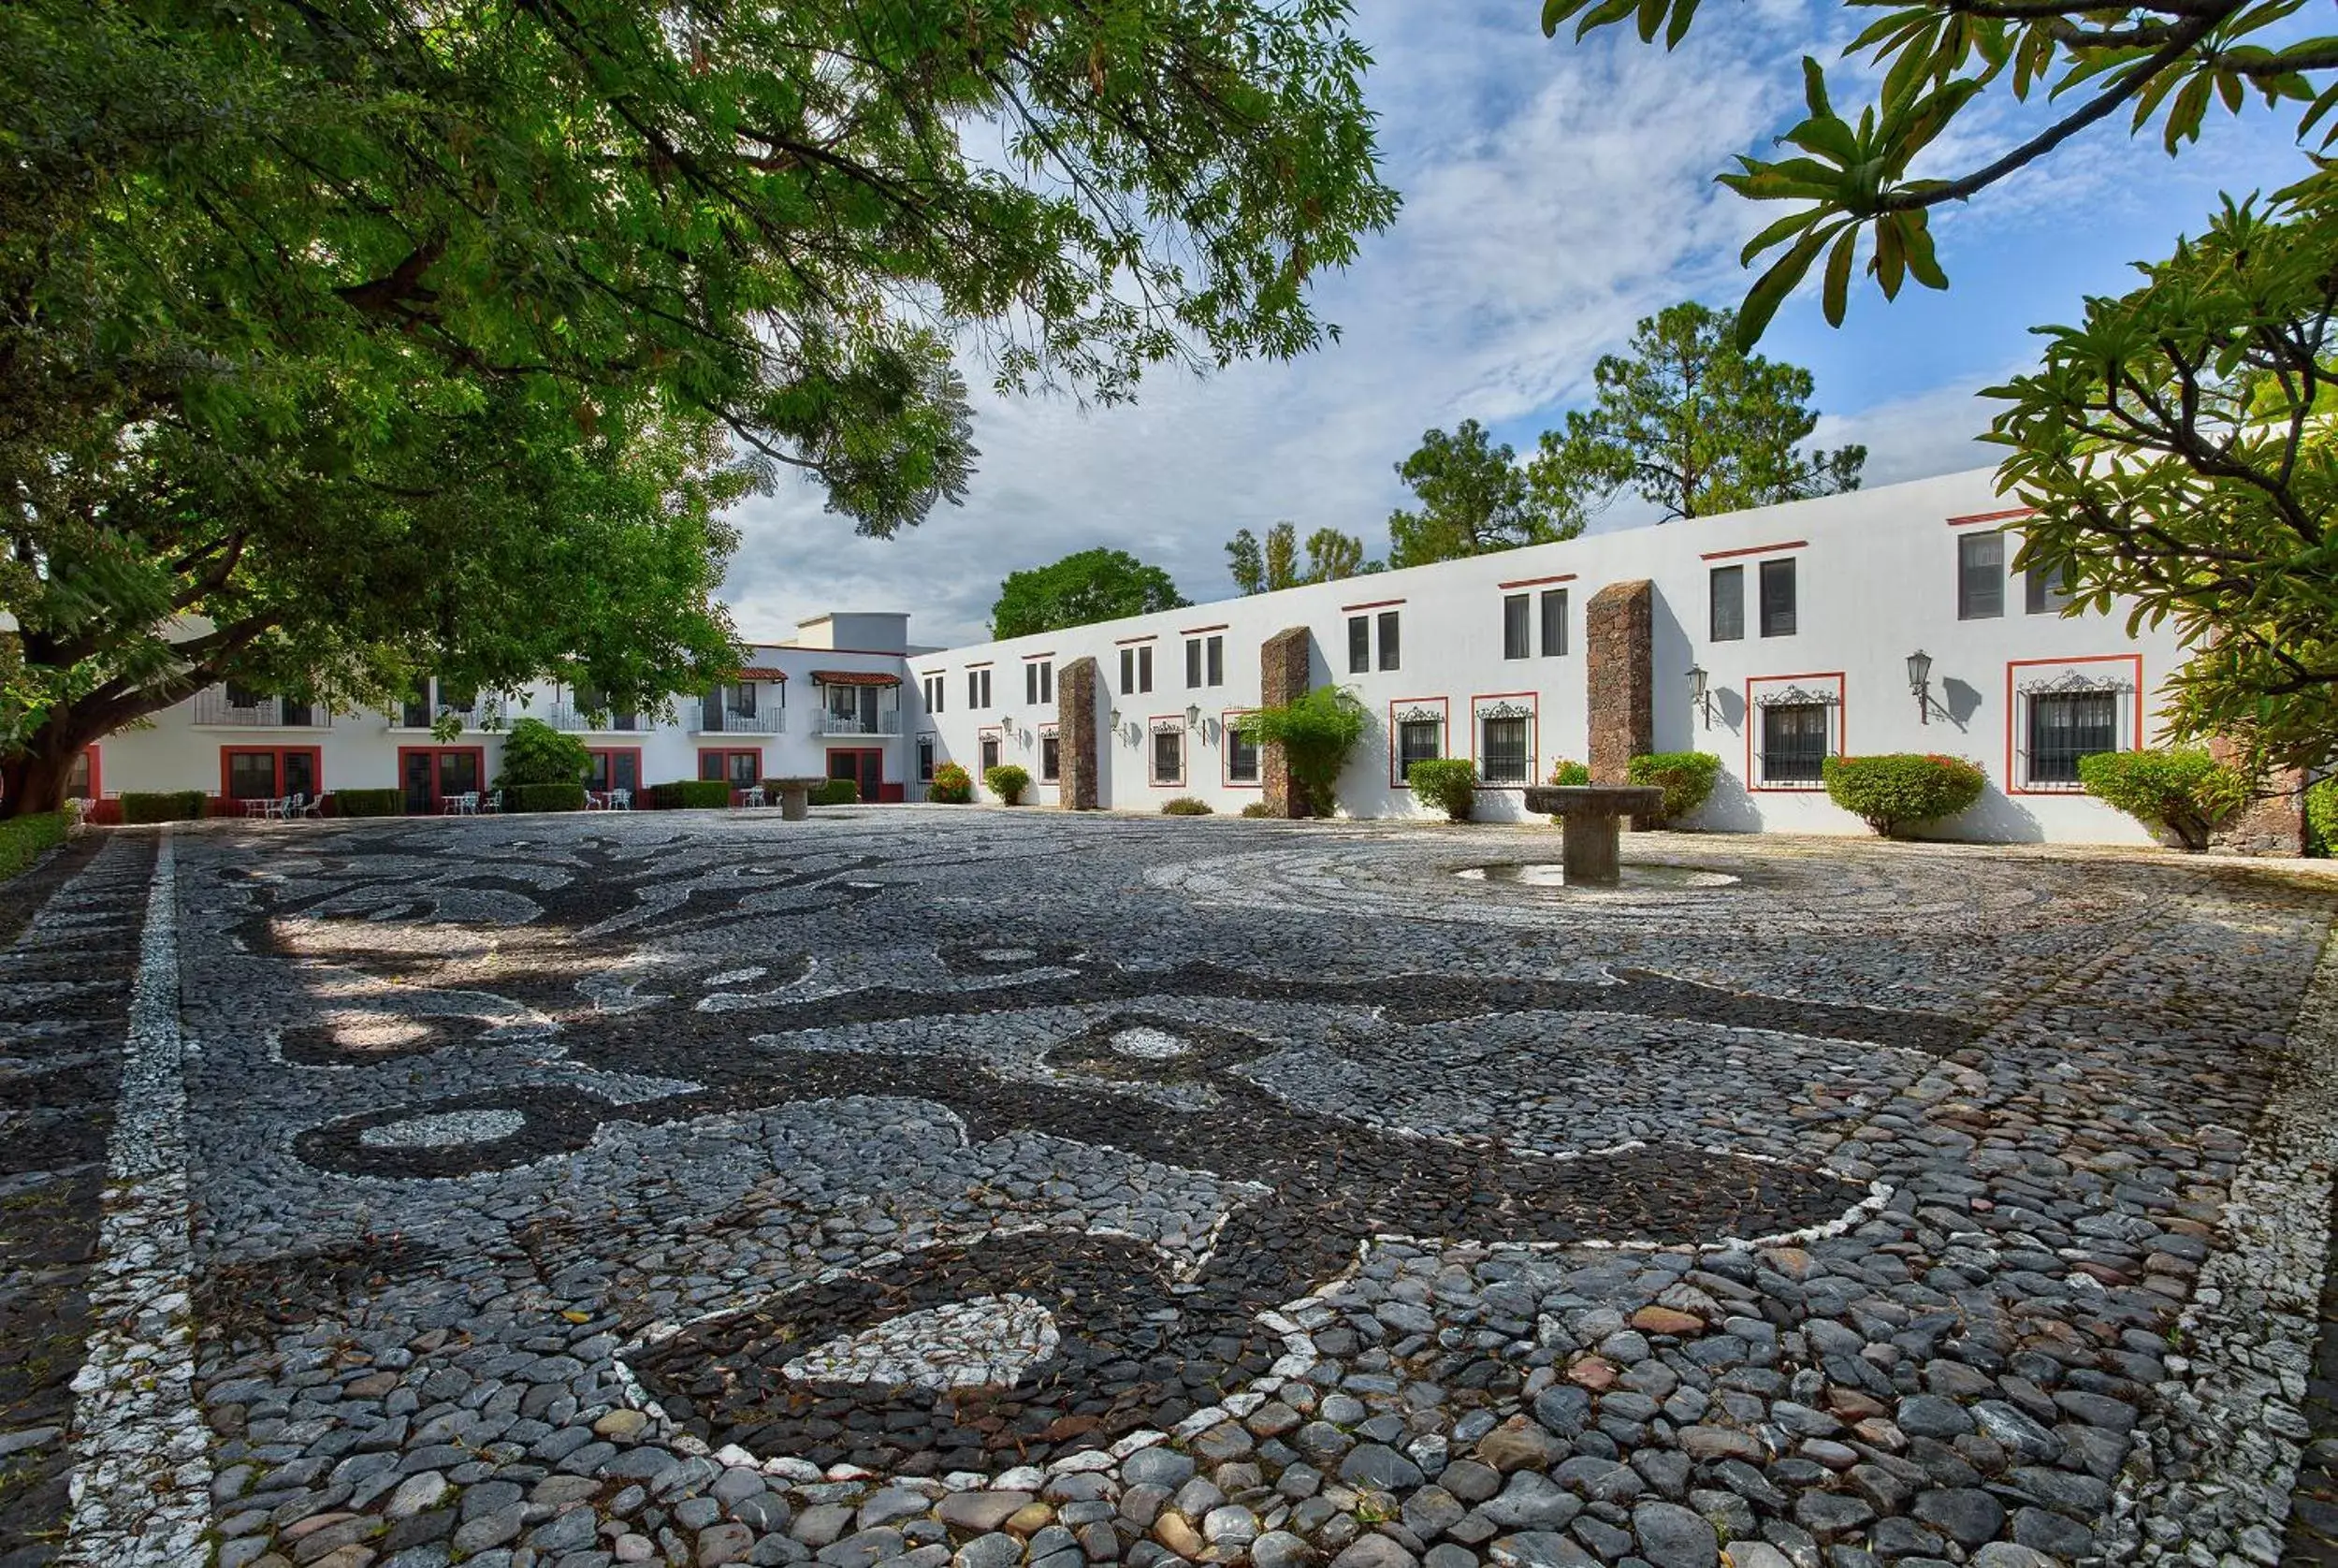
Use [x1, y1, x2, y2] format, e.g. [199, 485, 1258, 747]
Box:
[7, 811, 2338, 1568]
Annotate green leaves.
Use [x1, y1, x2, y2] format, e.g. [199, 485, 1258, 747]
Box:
[1537, 0, 2336, 340]
[989, 549, 1187, 640]
[1386, 419, 1582, 569]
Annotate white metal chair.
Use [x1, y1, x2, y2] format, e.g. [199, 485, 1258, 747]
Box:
[298, 794, 324, 819]
[242, 797, 274, 819]
[609, 788, 632, 811]
[479, 791, 502, 813]
[583, 790, 607, 811]
[269, 792, 304, 820]
[441, 791, 478, 816]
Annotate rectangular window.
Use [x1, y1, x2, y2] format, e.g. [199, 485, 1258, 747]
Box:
[980, 734, 1001, 774]
[2026, 561, 2075, 616]
[1540, 589, 1568, 658]
[588, 751, 640, 794]
[1151, 726, 1184, 786]
[1137, 645, 1154, 693]
[1040, 733, 1060, 782]
[699, 749, 759, 787]
[1398, 719, 1444, 776]
[1039, 661, 1052, 704]
[917, 735, 936, 783]
[1479, 716, 1530, 785]
[2027, 691, 2117, 785]
[225, 748, 315, 800]
[1120, 647, 1136, 690]
[1227, 723, 1259, 784]
[978, 669, 992, 707]
[1503, 595, 1531, 661]
[966, 671, 980, 708]
[1760, 704, 1829, 785]
[1958, 532, 2005, 619]
[1377, 611, 1401, 671]
[65, 751, 94, 801]
[1186, 638, 1203, 689]
[1206, 635, 1224, 687]
[1710, 566, 1745, 642]
[1348, 616, 1371, 674]
[1759, 558, 1797, 638]
[1026, 662, 1040, 704]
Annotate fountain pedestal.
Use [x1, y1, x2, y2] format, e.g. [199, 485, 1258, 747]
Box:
[1518, 785, 1668, 888]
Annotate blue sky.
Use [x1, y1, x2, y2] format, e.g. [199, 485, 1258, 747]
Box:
[722, 0, 2314, 647]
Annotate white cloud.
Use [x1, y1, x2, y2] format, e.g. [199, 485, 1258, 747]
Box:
[717, 0, 2312, 647]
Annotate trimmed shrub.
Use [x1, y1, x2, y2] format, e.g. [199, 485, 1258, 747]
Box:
[1822, 753, 1987, 837]
[330, 788, 405, 818]
[0, 812, 68, 880]
[2308, 776, 2337, 857]
[2079, 748, 2248, 851]
[1239, 801, 1273, 818]
[1623, 752, 1721, 826]
[1161, 796, 1213, 816]
[506, 781, 587, 813]
[928, 762, 974, 804]
[1240, 687, 1366, 817]
[494, 718, 589, 788]
[814, 777, 859, 806]
[651, 779, 734, 810]
[984, 764, 1031, 804]
[1407, 758, 1477, 822]
[122, 790, 211, 823]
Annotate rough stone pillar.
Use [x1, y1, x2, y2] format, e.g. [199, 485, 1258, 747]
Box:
[2208, 735, 2304, 855]
[1586, 581, 1654, 787]
[1055, 657, 1101, 810]
[1259, 627, 1313, 819]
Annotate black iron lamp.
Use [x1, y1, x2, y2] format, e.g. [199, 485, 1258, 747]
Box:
[1907, 648, 1933, 724]
[1687, 664, 1711, 730]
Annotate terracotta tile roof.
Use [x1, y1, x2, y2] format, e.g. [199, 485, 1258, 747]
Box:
[812, 669, 901, 687]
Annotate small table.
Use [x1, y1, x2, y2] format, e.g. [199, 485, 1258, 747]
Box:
[1518, 784, 1667, 888]
[765, 777, 827, 821]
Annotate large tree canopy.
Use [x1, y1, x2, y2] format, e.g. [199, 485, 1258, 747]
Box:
[1386, 420, 1582, 568]
[1538, 0, 2337, 341]
[1532, 301, 1866, 520]
[990, 549, 1189, 639]
[0, 0, 1395, 813]
[1989, 171, 2338, 773]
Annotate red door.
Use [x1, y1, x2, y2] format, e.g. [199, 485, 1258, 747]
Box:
[827, 748, 882, 802]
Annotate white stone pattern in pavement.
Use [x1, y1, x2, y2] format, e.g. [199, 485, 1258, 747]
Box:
[2107, 923, 2338, 1568]
[59, 833, 212, 1567]
[782, 1295, 1064, 1391]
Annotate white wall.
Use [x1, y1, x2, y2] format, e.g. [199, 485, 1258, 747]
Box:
[908, 467, 2183, 845]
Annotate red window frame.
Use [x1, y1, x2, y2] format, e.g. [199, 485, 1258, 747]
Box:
[1386, 696, 1451, 788]
[587, 748, 643, 794]
[220, 746, 324, 801]
[1147, 715, 1187, 789]
[1467, 691, 1539, 790]
[65, 745, 102, 802]
[2003, 654, 2143, 796]
[697, 748, 762, 790]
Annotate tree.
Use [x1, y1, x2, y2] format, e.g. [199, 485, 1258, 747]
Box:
[1530, 302, 1866, 521]
[0, 0, 1396, 813]
[1387, 421, 1583, 569]
[990, 549, 1189, 639]
[1987, 172, 2338, 774]
[1227, 521, 1376, 592]
[1536, 0, 2338, 342]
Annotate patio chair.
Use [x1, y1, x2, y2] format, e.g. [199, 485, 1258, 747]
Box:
[609, 788, 632, 811]
[269, 791, 305, 820]
[480, 790, 502, 813]
[298, 794, 324, 819]
[441, 791, 476, 816]
[583, 790, 606, 811]
[242, 797, 274, 819]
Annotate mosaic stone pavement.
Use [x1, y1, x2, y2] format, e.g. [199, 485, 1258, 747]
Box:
[5, 810, 2338, 1568]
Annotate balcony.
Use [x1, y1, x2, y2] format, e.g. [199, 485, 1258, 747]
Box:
[546, 705, 646, 733]
[193, 690, 328, 728]
[817, 710, 900, 738]
[389, 696, 508, 732]
[693, 706, 785, 734]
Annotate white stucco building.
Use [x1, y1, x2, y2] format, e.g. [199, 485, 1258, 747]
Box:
[74, 466, 2228, 846]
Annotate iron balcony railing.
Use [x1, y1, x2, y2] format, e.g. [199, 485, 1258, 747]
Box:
[193, 690, 326, 728]
[818, 710, 900, 737]
[545, 706, 646, 733]
[694, 706, 785, 733]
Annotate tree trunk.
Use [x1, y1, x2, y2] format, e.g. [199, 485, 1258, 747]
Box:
[1, 712, 105, 820]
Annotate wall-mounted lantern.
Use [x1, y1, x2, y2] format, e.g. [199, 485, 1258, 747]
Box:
[1184, 703, 1202, 731]
[1907, 648, 1933, 725]
[1687, 664, 1711, 730]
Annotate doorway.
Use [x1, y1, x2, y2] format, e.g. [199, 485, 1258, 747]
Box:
[400, 748, 483, 813]
[827, 748, 881, 802]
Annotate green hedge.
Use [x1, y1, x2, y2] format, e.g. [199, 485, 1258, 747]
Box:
[2079, 748, 2246, 851]
[1161, 796, 1213, 816]
[2309, 776, 2337, 857]
[928, 762, 973, 804]
[506, 781, 586, 813]
[0, 812, 68, 880]
[1406, 758, 1476, 822]
[814, 777, 859, 806]
[984, 764, 1030, 805]
[330, 788, 405, 818]
[1822, 753, 1986, 837]
[1623, 752, 1721, 825]
[1239, 801, 1274, 818]
[651, 779, 734, 810]
[121, 790, 211, 823]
